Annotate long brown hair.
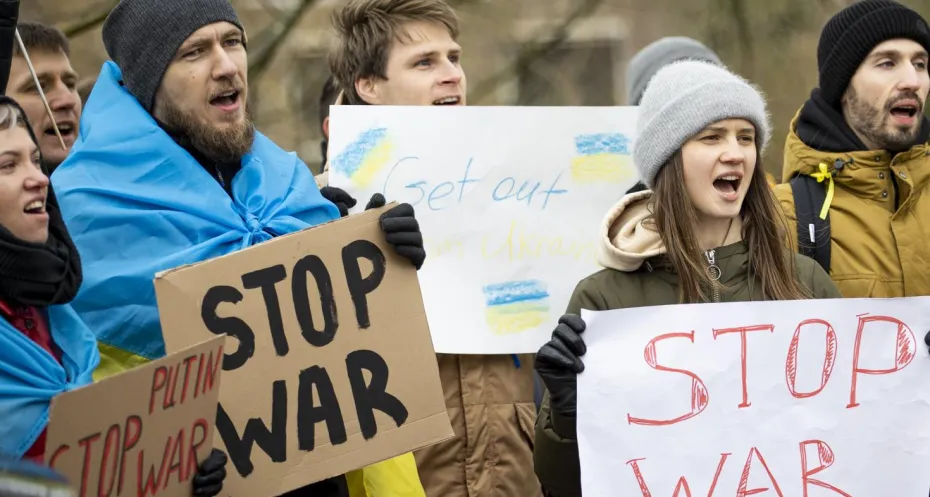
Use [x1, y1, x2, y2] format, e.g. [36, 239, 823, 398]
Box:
[648, 149, 810, 303]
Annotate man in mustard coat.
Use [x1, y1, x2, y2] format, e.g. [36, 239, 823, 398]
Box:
[775, 0, 930, 298]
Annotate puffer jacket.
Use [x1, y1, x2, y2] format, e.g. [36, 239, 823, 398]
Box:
[533, 191, 841, 497]
[413, 354, 540, 497]
[773, 96, 930, 298]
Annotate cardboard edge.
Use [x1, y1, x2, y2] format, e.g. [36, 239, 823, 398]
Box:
[153, 202, 398, 280]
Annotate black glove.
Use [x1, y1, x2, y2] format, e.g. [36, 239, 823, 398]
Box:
[378, 202, 425, 270]
[534, 314, 587, 439]
[924, 331, 930, 354]
[320, 186, 357, 217]
[193, 449, 227, 496]
[365, 193, 387, 211]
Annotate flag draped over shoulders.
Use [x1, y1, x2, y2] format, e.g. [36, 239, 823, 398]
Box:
[0, 305, 98, 457]
[50, 61, 340, 369]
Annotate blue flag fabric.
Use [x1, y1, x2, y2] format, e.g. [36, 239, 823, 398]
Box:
[0, 305, 98, 457]
[51, 61, 340, 361]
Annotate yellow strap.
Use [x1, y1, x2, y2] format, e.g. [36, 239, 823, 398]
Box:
[809, 162, 835, 220]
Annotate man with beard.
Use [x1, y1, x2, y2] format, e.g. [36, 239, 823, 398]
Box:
[775, 0, 930, 299]
[49, 4, 425, 494]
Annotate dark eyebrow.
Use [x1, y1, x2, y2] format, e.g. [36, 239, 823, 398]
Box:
[177, 37, 210, 55]
[412, 50, 438, 60]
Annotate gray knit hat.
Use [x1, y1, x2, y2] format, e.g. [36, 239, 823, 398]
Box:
[626, 37, 722, 105]
[633, 60, 770, 188]
[102, 0, 244, 112]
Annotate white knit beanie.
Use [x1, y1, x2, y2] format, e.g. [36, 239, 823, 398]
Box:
[633, 60, 771, 188]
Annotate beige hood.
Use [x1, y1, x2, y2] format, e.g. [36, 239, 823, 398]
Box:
[596, 190, 666, 271]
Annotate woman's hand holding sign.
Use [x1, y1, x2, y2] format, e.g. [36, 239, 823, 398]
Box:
[535, 314, 587, 439]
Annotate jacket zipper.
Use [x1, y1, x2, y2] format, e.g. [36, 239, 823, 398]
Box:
[705, 249, 721, 303]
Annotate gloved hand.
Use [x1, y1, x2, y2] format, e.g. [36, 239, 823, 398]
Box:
[193, 449, 227, 496]
[365, 193, 387, 210]
[924, 331, 930, 354]
[534, 314, 587, 439]
[378, 201, 425, 270]
[320, 186, 357, 217]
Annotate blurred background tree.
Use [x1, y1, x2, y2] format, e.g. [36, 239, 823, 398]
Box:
[23, 0, 930, 177]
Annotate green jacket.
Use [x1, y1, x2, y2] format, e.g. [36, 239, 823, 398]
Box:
[533, 192, 841, 497]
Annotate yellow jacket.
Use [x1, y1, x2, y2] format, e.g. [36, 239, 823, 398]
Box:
[774, 113, 930, 298]
[95, 344, 425, 497]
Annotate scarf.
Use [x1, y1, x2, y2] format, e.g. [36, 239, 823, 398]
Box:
[0, 96, 98, 457]
[0, 305, 98, 457]
[0, 96, 81, 306]
[50, 61, 340, 361]
[797, 88, 930, 153]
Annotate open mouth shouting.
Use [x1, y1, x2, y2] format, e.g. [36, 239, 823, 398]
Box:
[45, 120, 76, 144]
[432, 95, 462, 105]
[889, 98, 921, 126]
[713, 172, 744, 202]
[210, 89, 241, 113]
[23, 196, 47, 220]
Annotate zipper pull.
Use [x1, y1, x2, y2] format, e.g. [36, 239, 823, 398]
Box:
[705, 249, 722, 281]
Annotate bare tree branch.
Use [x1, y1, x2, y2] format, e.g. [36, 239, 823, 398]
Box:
[249, 0, 318, 81]
[468, 0, 605, 104]
[729, 0, 754, 77]
[59, 0, 119, 38]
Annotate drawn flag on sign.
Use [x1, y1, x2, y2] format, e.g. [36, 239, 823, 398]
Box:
[482, 280, 551, 335]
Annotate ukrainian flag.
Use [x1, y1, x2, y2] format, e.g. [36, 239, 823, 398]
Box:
[483, 280, 550, 335]
[570, 133, 634, 183]
[330, 127, 394, 188]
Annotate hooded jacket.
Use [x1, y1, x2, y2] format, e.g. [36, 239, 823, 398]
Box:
[533, 191, 840, 497]
[773, 90, 930, 298]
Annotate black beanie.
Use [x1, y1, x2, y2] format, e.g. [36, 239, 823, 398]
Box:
[818, 0, 930, 108]
[102, 0, 243, 112]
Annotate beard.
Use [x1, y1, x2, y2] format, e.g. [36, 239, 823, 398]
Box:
[157, 90, 255, 164]
[843, 86, 923, 152]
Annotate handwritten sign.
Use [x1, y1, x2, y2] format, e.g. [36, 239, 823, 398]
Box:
[154, 205, 453, 497]
[576, 297, 930, 496]
[45, 336, 224, 497]
[328, 106, 640, 354]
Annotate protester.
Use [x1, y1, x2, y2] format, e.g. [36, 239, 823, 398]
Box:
[49, 0, 424, 495]
[328, 1, 540, 496]
[532, 60, 842, 497]
[774, 0, 930, 298]
[0, 96, 227, 495]
[624, 36, 722, 195]
[5, 22, 81, 173]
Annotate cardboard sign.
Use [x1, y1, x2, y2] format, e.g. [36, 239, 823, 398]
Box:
[328, 106, 640, 354]
[45, 336, 225, 497]
[154, 205, 453, 497]
[576, 297, 930, 496]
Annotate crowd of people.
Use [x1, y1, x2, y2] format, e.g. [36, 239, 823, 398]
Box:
[0, 0, 927, 496]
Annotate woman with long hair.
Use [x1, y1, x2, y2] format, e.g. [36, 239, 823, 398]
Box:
[0, 96, 227, 496]
[532, 61, 841, 496]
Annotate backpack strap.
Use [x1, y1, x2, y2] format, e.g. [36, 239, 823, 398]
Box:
[790, 174, 831, 273]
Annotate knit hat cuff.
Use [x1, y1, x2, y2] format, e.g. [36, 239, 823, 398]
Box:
[634, 79, 770, 188]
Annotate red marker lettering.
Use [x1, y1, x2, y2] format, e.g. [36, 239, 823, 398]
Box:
[785, 319, 837, 399]
[736, 447, 784, 497]
[800, 440, 851, 497]
[848, 315, 916, 408]
[628, 332, 708, 426]
[149, 366, 168, 415]
[712, 325, 774, 408]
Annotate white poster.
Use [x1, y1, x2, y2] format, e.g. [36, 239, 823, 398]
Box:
[577, 297, 930, 496]
[327, 106, 640, 354]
